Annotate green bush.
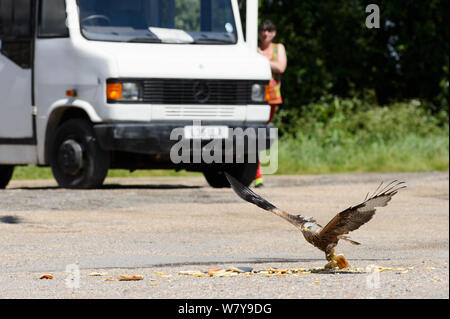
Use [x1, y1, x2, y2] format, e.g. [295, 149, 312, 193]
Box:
[275, 96, 448, 139]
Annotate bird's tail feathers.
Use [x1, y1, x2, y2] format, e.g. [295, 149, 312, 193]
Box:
[338, 235, 361, 245]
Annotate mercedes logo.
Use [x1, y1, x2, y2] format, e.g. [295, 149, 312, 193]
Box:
[192, 81, 211, 103]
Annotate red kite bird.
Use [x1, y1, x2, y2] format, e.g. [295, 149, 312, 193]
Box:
[225, 173, 406, 269]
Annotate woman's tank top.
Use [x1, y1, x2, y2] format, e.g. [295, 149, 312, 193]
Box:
[265, 43, 283, 105]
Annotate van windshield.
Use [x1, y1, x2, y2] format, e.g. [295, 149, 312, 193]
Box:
[76, 0, 238, 44]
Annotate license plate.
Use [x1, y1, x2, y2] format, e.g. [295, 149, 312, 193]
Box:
[184, 125, 229, 140]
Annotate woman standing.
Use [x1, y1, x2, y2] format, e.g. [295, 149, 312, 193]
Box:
[254, 19, 287, 188]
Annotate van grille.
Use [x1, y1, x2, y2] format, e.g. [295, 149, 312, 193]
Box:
[141, 79, 258, 105]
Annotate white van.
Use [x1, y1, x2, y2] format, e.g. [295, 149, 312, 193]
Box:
[0, 0, 273, 189]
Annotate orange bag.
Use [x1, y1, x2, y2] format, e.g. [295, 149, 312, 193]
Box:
[265, 78, 283, 105]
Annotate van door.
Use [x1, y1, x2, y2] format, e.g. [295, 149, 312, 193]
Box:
[0, 0, 35, 142]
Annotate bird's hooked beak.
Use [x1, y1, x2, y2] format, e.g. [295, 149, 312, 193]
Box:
[302, 221, 316, 232]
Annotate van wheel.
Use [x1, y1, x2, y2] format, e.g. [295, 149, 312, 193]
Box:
[0, 165, 14, 189]
[203, 162, 258, 188]
[50, 119, 109, 189]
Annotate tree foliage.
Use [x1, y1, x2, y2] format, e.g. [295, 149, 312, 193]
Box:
[249, 0, 449, 113]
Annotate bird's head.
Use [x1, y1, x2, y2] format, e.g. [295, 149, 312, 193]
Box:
[302, 222, 320, 233]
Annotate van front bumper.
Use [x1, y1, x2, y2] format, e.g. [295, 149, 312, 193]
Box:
[93, 122, 275, 156]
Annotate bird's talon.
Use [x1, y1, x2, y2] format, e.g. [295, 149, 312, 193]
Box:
[324, 261, 338, 270]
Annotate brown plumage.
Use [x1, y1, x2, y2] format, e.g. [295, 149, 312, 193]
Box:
[225, 173, 406, 267]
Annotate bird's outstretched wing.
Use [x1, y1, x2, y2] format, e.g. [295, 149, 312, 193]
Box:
[225, 172, 276, 211]
[319, 181, 406, 240]
[225, 172, 312, 226]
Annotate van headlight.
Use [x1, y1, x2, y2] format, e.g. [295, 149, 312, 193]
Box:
[107, 81, 143, 102]
[251, 83, 265, 102]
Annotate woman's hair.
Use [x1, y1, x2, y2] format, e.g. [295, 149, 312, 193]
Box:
[259, 19, 277, 32]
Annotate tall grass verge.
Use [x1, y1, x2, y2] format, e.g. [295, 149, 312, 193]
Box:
[277, 134, 448, 174]
[273, 97, 449, 174]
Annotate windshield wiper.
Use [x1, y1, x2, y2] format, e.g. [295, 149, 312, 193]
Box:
[127, 37, 162, 43]
[193, 37, 235, 44]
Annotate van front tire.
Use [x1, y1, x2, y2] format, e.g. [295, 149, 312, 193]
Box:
[0, 165, 14, 189]
[203, 162, 258, 188]
[50, 119, 109, 189]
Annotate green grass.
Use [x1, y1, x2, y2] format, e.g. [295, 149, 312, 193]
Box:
[12, 165, 53, 180]
[12, 166, 201, 180]
[276, 133, 449, 174]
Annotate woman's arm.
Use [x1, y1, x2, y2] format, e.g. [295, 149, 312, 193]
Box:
[270, 43, 287, 74]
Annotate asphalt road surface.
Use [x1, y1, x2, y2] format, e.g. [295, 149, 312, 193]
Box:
[0, 171, 448, 299]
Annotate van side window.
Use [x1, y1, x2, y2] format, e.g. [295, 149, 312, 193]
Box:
[0, 0, 33, 38]
[38, 0, 69, 38]
[0, 0, 33, 68]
